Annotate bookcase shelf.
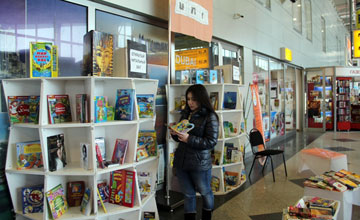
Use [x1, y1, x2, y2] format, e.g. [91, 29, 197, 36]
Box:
[166, 83, 246, 196]
[336, 77, 351, 131]
[3, 77, 159, 220]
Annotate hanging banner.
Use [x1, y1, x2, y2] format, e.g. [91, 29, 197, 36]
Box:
[175, 48, 209, 70]
[170, 0, 213, 42]
[250, 84, 265, 151]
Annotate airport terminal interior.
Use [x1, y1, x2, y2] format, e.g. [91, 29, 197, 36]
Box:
[1, 0, 360, 220]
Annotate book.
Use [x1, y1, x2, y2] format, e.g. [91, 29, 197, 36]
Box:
[47, 95, 72, 124]
[107, 105, 115, 121]
[211, 176, 220, 192]
[66, 181, 85, 207]
[80, 187, 91, 216]
[112, 139, 128, 165]
[16, 140, 43, 170]
[30, 42, 58, 78]
[137, 94, 155, 118]
[109, 169, 126, 205]
[80, 143, 90, 170]
[223, 92, 237, 109]
[136, 147, 149, 162]
[94, 96, 107, 123]
[170, 119, 195, 133]
[224, 171, 239, 188]
[209, 70, 218, 84]
[8, 96, 40, 124]
[143, 211, 156, 220]
[47, 134, 66, 172]
[22, 185, 44, 214]
[123, 170, 136, 207]
[115, 89, 135, 121]
[196, 70, 205, 84]
[209, 92, 219, 110]
[95, 141, 105, 169]
[138, 130, 157, 157]
[76, 94, 88, 123]
[97, 187, 107, 213]
[83, 30, 113, 77]
[138, 172, 152, 199]
[45, 184, 68, 219]
[97, 181, 109, 204]
[180, 70, 190, 84]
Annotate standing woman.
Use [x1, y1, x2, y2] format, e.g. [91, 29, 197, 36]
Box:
[169, 84, 219, 220]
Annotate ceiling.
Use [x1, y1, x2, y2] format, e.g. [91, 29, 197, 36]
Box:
[332, 0, 355, 33]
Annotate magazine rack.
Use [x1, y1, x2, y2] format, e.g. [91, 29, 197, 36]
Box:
[3, 77, 159, 220]
[166, 84, 247, 196]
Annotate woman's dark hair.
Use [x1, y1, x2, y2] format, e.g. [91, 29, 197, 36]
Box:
[185, 84, 218, 119]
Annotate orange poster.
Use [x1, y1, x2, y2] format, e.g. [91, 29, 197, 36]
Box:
[250, 84, 265, 151]
[175, 48, 209, 70]
[170, 0, 213, 42]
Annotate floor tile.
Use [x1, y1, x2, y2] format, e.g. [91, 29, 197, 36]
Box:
[249, 212, 283, 220]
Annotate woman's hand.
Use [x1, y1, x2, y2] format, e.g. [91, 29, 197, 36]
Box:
[176, 131, 189, 143]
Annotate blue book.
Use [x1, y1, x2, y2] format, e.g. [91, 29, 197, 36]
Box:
[137, 94, 155, 118]
[115, 89, 135, 120]
[223, 92, 237, 109]
[22, 185, 44, 214]
[209, 70, 218, 84]
[196, 70, 205, 84]
[94, 96, 107, 123]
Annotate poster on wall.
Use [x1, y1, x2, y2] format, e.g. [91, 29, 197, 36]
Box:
[250, 84, 265, 150]
[127, 40, 147, 78]
[170, 0, 213, 42]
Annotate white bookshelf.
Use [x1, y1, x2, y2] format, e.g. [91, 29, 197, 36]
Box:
[2, 76, 159, 220]
[166, 83, 247, 195]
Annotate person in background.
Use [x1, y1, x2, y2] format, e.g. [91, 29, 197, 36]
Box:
[169, 84, 219, 220]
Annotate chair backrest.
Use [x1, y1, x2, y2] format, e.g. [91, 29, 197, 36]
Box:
[249, 128, 265, 154]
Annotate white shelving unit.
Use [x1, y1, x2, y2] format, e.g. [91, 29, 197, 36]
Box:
[166, 83, 246, 195]
[3, 76, 159, 220]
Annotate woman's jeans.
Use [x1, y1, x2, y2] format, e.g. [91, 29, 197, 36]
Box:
[176, 168, 214, 213]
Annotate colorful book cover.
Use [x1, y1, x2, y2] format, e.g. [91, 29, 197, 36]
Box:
[180, 70, 189, 84]
[52, 45, 59, 77]
[76, 94, 88, 123]
[95, 137, 106, 168]
[83, 30, 113, 77]
[107, 105, 114, 121]
[170, 120, 195, 133]
[80, 143, 90, 170]
[123, 170, 135, 207]
[138, 130, 157, 157]
[16, 140, 43, 170]
[138, 172, 152, 200]
[144, 211, 156, 220]
[28, 96, 40, 123]
[209, 70, 218, 84]
[30, 42, 54, 78]
[22, 185, 44, 214]
[196, 70, 205, 84]
[45, 184, 68, 219]
[94, 96, 107, 123]
[136, 94, 154, 118]
[97, 181, 109, 204]
[136, 148, 149, 162]
[80, 187, 91, 216]
[8, 96, 39, 124]
[109, 170, 125, 205]
[115, 89, 135, 121]
[47, 95, 72, 124]
[223, 92, 237, 109]
[209, 92, 219, 110]
[96, 188, 107, 213]
[66, 181, 85, 207]
[47, 134, 66, 172]
[112, 139, 128, 165]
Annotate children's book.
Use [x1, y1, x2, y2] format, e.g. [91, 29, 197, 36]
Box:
[45, 184, 68, 219]
[138, 172, 152, 200]
[211, 176, 220, 192]
[76, 94, 89, 123]
[123, 170, 136, 207]
[30, 42, 57, 78]
[196, 70, 205, 84]
[22, 185, 44, 214]
[223, 92, 237, 109]
[136, 148, 149, 162]
[95, 137, 106, 168]
[47, 134, 66, 172]
[47, 95, 72, 124]
[16, 140, 43, 170]
[138, 130, 157, 157]
[28, 96, 40, 123]
[143, 211, 156, 220]
[80, 187, 91, 216]
[224, 171, 239, 187]
[136, 94, 155, 118]
[8, 96, 40, 124]
[112, 139, 128, 165]
[115, 89, 135, 121]
[94, 96, 107, 123]
[97, 181, 110, 204]
[180, 70, 190, 84]
[209, 70, 218, 84]
[80, 143, 90, 170]
[209, 92, 219, 110]
[109, 170, 125, 205]
[83, 30, 114, 77]
[107, 105, 114, 121]
[67, 181, 85, 207]
[96, 187, 107, 213]
[170, 120, 195, 133]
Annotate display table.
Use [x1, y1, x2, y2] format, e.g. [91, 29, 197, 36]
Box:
[298, 148, 348, 175]
[304, 187, 360, 220]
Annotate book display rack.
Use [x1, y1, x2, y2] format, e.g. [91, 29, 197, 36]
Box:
[336, 77, 351, 131]
[3, 77, 159, 220]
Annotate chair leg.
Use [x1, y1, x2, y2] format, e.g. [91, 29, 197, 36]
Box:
[261, 156, 268, 174]
[269, 156, 275, 182]
[282, 153, 288, 177]
[249, 157, 257, 179]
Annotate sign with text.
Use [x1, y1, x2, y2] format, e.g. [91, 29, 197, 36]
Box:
[127, 40, 147, 78]
[171, 0, 213, 42]
[175, 48, 209, 70]
[250, 84, 265, 151]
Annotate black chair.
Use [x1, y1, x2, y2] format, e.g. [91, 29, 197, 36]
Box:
[248, 128, 287, 182]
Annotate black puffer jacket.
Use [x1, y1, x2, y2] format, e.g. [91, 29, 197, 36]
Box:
[172, 107, 219, 171]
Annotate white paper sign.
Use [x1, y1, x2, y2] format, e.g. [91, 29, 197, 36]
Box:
[130, 49, 147, 74]
[233, 65, 240, 81]
[175, 0, 209, 25]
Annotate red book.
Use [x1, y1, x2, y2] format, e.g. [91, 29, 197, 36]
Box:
[47, 95, 72, 124]
[95, 144, 105, 168]
[112, 139, 128, 165]
[123, 170, 135, 207]
[109, 170, 125, 205]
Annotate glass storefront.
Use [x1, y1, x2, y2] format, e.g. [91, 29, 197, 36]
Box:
[285, 66, 296, 131]
[270, 60, 285, 138]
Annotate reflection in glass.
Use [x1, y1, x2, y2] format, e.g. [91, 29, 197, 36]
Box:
[285, 66, 296, 131]
[270, 60, 285, 138]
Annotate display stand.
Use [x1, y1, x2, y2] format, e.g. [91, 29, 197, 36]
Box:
[3, 77, 159, 220]
[336, 77, 351, 131]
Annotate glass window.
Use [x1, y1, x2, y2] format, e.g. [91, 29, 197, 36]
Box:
[256, 0, 271, 10]
[304, 0, 312, 41]
[285, 66, 296, 131]
[253, 54, 270, 141]
[321, 16, 326, 52]
[292, 0, 302, 33]
[211, 42, 219, 67]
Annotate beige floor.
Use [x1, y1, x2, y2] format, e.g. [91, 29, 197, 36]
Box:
[213, 132, 360, 220]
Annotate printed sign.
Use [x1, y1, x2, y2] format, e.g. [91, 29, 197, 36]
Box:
[250, 84, 265, 151]
[129, 49, 146, 74]
[175, 48, 209, 70]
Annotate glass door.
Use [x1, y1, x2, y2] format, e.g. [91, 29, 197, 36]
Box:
[285, 66, 296, 132]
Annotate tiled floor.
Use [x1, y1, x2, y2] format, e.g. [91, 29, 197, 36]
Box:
[158, 131, 360, 220]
